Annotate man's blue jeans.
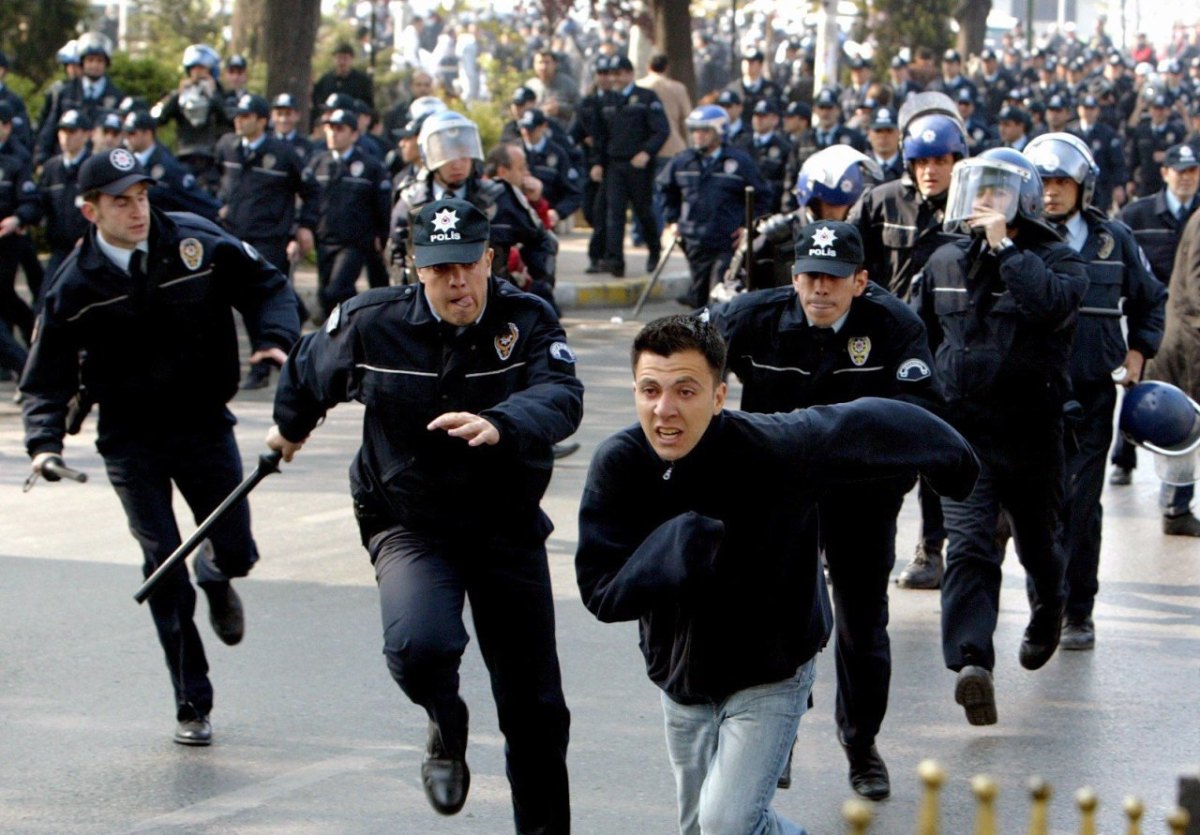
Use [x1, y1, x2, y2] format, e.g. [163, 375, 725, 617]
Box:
[660, 659, 816, 835]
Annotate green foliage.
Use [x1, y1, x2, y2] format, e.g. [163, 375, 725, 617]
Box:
[108, 53, 179, 108]
[864, 0, 955, 78]
[133, 0, 226, 68]
[0, 0, 86, 88]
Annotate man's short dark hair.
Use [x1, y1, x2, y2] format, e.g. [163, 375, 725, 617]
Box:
[535, 49, 557, 62]
[483, 143, 520, 177]
[649, 53, 669, 74]
[632, 314, 727, 383]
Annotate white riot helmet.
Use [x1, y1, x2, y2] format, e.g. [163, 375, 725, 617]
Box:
[417, 111, 484, 171]
[1023, 132, 1099, 212]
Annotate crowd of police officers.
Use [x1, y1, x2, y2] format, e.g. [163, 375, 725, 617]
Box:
[3, 18, 1200, 831]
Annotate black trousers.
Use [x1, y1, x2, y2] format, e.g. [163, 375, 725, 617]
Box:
[1063, 382, 1117, 620]
[246, 237, 308, 324]
[1111, 387, 1138, 469]
[0, 237, 34, 344]
[940, 425, 1066, 671]
[821, 484, 908, 750]
[316, 243, 369, 317]
[0, 311, 26, 374]
[604, 159, 658, 266]
[917, 478, 946, 549]
[585, 179, 606, 263]
[370, 525, 571, 833]
[680, 242, 732, 307]
[101, 425, 259, 719]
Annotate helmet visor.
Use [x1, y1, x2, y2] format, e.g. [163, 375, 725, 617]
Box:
[1153, 449, 1198, 485]
[944, 158, 1029, 231]
[422, 123, 483, 170]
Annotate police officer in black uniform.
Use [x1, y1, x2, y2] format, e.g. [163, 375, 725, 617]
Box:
[391, 112, 559, 310]
[36, 32, 123, 166]
[123, 110, 222, 222]
[865, 106, 905, 183]
[572, 57, 615, 274]
[1023, 134, 1166, 651]
[737, 99, 792, 211]
[518, 108, 583, 226]
[269, 93, 316, 164]
[267, 198, 580, 831]
[596, 56, 668, 277]
[152, 45, 233, 194]
[727, 47, 785, 130]
[912, 147, 1089, 726]
[216, 93, 318, 388]
[659, 105, 769, 307]
[304, 107, 392, 319]
[30, 109, 92, 285]
[1072, 94, 1127, 211]
[20, 148, 300, 746]
[712, 220, 940, 802]
[1127, 93, 1187, 199]
[0, 50, 35, 150]
[0, 103, 38, 345]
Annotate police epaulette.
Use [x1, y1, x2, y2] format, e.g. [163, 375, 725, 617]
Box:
[342, 284, 416, 315]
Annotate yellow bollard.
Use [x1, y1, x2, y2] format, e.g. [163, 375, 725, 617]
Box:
[972, 775, 998, 835]
[1167, 806, 1191, 835]
[1076, 787, 1098, 835]
[1122, 795, 1143, 835]
[916, 760, 945, 835]
[1027, 777, 1051, 835]
[842, 797, 872, 835]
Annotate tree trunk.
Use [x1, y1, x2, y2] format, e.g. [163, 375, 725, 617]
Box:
[954, 0, 991, 57]
[231, 0, 267, 60]
[261, 0, 321, 132]
[650, 0, 695, 102]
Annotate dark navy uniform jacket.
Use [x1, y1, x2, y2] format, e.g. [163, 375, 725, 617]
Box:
[1127, 119, 1187, 197]
[0, 139, 38, 225]
[140, 143, 222, 221]
[849, 177, 962, 300]
[524, 137, 583, 219]
[305, 148, 392, 249]
[597, 84, 669, 162]
[1069, 208, 1165, 385]
[1119, 190, 1195, 284]
[36, 75, 124, 164]
[712, 282, 940, 413]
[576, 400, 978, 703]
[727, 78, 784, 129]
[659, 143, 770, 248]
[733, 130, 793, 210]
[0, 86, 35, 149]
[912, 231, 1089, 433]
[21, 209, 300, 454]
[272, 277, 583, 543]
[30, 149, 91, 252]
[1072, 122, 1127, 200]
[216, 133, 318, 240]
[274, 130, 316, 165]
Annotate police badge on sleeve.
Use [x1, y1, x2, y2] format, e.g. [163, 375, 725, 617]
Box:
[550, 341, 576, 364]
[179, 238, 204, 271]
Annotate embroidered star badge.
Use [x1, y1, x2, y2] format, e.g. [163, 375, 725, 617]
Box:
[812, 227, 838, 247]
[432, 208, 459, 233]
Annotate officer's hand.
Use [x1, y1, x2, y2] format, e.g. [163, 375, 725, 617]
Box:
[0, 216, 20, 238]
[249, 347, 289, 367]
[631, 151, 651, 169]
[547, 208, 560, 227]
[968, 207, 1010, 248]
[427, 412, 500, 447]
[732, 226, 746, 247]
[295, 227, 315, 256]
[1112, 185, 1126, 207]
[31, 452, 65, 481]
[590, 165, 603, 183]
[1119, 349, 1145, 388]
[266, 425, 305, 462]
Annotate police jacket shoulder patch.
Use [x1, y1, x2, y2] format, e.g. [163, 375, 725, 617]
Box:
[897, 358, 931, 381]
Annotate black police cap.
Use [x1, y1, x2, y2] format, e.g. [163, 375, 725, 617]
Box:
[793, 220, 865, 278]
[57, 108, 91, 131]
[518, 108, 548, 130]
[235, 94, 270, 118]
[511, 86, 537, 105]
[0, 102, 14, 124]
[123, 110, 157, 133]
[78, 148, 156, 195]
[271, 93, 298, 110]
[412, 198, 490, 268]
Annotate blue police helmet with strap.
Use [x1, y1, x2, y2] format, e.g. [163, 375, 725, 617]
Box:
[1120, 381, 1200, 456]
[685, 104, 729, 137]
[794, 145, 883, 208]
[1023, 132, 1099, 211]
[181, 44, 221, 79]
[944, 146, 1048, 234]
[902, 113, 969, 166]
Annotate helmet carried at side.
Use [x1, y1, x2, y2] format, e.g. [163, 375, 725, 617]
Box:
[1119, 381, 1200, 485]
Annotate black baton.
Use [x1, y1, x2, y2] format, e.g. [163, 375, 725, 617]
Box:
[743, 186, 756, 290]
[632, 234, 680, 319]
[133, 450, 283, 604]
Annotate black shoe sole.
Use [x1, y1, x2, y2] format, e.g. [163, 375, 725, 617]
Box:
[955, 666, 997, 726]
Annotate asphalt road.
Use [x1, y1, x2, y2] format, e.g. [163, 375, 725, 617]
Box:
[1, 300, 1197, 834]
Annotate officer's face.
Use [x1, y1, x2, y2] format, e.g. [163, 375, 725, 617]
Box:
[400, 135, 420, 163]
[520, 124, 547, 146]
[1164, 165, 1200, 202]
[235, 113, 266, 140]
[272, 107, 297, 134]
[82, 55, 106, 80]
[633, 349, 727, 462]
[998, 119, 1025, 143]
[187, 65, 211, 83]
[81, 182, 150, 249]
[58, 127, 88, 156]
[334, 53, 353, 75]
[751, 112, 778, 133]
[435, 157, 473, 189]
[1042, 175, 1080, 218]
[225, 67, 247, 89]
[534, 54, 556, 81]
[417, 249, 494, 326]
[742, 58, 763, 80]
[124, 128, 154, 153]
[793, 269, 868, 327]
[911, 153, 956, 198]
[814, 103, 838, 128]
[868, 126, 899, 157]
[1078, 104, 1098, 122]
[411, 73, 433, 97]
[974, 184, 1016, 217]
[689, 127, 720, 152]
[1150, 105, 1168, 125]
[324, 123, 356, 153]
[1046, 107, 1069, 130]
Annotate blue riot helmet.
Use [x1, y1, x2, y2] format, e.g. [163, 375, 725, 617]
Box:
[794, 145, 883, 210]
[57, 40, 79, 67]
[1119, 381, 1200, 485]
[1023, 132, 1099, 213]
[685, 105, 730, 136]
[182, 44, 221, 79]
[944, 147, 1046, 234]
[902, 113, 969, 166]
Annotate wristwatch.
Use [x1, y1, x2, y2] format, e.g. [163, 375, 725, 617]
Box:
[990, 236, 1014, 254]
